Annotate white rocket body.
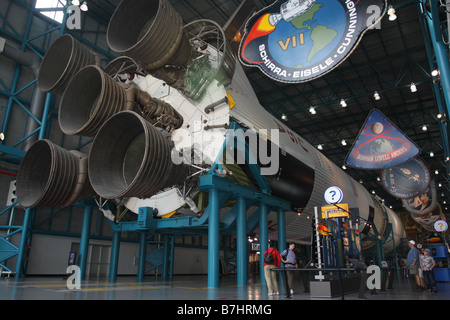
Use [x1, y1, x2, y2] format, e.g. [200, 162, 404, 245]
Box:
[127, 57, 403, 251]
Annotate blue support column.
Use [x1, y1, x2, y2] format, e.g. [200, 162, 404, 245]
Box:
[237, 196, 247, 286]
[169, 235, 174, 280]
[208, 188, 220, 288]
[277, 208, 286, 251]
[277, 208, 286, 285]
[259, 203, 268, 285]
[162, 234, 170, 280]
[424, 0, 450, 119]
[15, 208, 32, 278]
[78, 206, 92, 281]
[137, 231, 147, 282]
[109, 231, 121, 283]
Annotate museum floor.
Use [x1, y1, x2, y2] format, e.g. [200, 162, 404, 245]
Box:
[1, 273, 449, 301]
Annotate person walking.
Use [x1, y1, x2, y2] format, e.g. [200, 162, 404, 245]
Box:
[420, 248, 438, 293]
[263, 244, 281, 296]
[407, 240, 422, 291]
[281, 242, 297, 295]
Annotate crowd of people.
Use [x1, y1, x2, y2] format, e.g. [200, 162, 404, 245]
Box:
[406, 240, 438, 293]
[263, 242, 298, 296]
[263, 239, 443, 297]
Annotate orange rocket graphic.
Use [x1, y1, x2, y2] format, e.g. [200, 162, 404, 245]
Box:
[241, 13, 276, 64]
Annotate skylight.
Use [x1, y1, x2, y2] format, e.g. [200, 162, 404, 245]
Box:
[35, 0, 67, 23]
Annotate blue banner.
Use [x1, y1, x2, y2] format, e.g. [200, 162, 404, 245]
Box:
[345, 109, 420, 169]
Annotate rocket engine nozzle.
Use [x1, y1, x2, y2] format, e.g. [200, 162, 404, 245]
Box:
[58, 65, 183, 137]
[59, 65, 129, 137]
[38, 34, 100, 94]
[106, 0, 194, 73]
[16, 139, 95, 208]
[88, 110, 186, 200]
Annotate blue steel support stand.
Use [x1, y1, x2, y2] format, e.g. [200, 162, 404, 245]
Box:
[199, 122, 291, 288]
[15, 208, 33, 278]
[162, 235, 172, 280]
[208, 188, 220, 288]
[109, 231, 121, 283]
[137, 231, 147, 282]
[421, 0, 450, 164]
[237, 196, 247, 286]
[277, 208, 286, 250]
[78, 205, 92, 281]
[277, 208, 286, 284]
[259, 202, 268, 285]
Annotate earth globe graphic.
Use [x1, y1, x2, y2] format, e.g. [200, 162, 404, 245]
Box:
[368, 138, 395, 155]
[268, 1, 346, 68]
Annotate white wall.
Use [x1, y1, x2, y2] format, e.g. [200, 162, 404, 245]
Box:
[173, 247, 209, 275]
[26, 234, 141, 276]
[24, 234, 214, 277]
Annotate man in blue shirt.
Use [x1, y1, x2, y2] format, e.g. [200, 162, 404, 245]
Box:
[407, 240, 421, 290]
[281, 242, 297, 294]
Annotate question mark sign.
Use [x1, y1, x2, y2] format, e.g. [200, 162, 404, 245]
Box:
[435, 220, 447, 232]
[330, 190, 336, 201]
[325, 186, 343, 204]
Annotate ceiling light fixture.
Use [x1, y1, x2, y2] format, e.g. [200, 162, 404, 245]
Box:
[342, 165, 346, 170]
[422, 125, 428, 131]
[281, 113, 287, 120]
[317, 144, 323, 150]
[430, 151, 434, 157]
[340, 99, 347, 107]
[341, 139, 347, 146]
[432, 69, 441, 84]
[80, 1, 88, 11]
[388, 6, 397, 21]
[374, 91, 380, 100]
[435, 170, 439, 175]
[410, 83, 417, 92]
[309, 106, 316, 114]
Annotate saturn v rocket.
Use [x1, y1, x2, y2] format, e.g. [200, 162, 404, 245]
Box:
[15, 0, 405, 252]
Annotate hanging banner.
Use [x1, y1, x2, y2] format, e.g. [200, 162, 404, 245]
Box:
[381, 157, 430, 199]
[239, 0, 386, 83]
[401, 180, 438, 215]
[345, 109, 420, 169]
